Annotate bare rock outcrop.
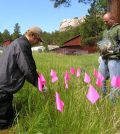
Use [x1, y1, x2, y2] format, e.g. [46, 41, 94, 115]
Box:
[59, 17, 85, 31]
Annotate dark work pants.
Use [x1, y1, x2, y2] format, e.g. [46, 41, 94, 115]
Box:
[0, 92, 14, 130]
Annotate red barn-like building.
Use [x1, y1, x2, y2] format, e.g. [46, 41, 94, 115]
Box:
[64, 35, 81, 47]
[51, 35, 97, 55]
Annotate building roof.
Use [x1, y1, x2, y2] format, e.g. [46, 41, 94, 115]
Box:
[63, 34, 81, 47]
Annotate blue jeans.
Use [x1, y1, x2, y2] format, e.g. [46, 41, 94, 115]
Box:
[99, 58, 120, 102]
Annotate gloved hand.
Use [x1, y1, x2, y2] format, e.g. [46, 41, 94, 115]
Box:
[101, 46, 113, 55]
[101, 48, 108, 55]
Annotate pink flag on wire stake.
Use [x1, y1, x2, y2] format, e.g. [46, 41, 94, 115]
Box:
[76, 67, 81, 78]
[96, 78, 103, 87]
[96, 72, 104, 87]
[64, 71, 70, 81]
[38, 77, 43, 92]
[55, 92, 64, 112]
[70, 67, 76, 75]
[86, 85, 100, 104]
[111, 76, 120, 88]
[93, 68, 98, 78]
[40, 74, 46, 85]
[50, 69, 58, 83]
[38, 74, 46, 92]
[97, 72, 104, 81]
[84, 72, 90, 83]
[64, 70, 70, 89]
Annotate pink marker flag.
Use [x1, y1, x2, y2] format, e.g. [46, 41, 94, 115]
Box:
[97, 72, 104, 81]
[95, 72, 105, 88]
[86, 85, 100, 104]
[50, 69, 58, 83]
[96, 78, 103, 87]
[76, 67, 81, 78]
[84, 72, 90, 83]
[64, 70, 70, 89]
[55, 92, 64, 112]
[38, 74, 46, 92]
[38, 76, 43, 92]
[70, 67, 76, 75]
[93, 68, 98, 78]
[40, 74, 46, 85]
[111, 76, 120, 88]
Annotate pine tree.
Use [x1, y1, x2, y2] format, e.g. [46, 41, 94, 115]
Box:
[11, 23, 21, 40]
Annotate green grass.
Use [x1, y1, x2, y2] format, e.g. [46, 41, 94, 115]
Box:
[7, 52, 120, 134]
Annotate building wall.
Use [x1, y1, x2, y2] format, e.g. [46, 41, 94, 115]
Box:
[51, 46, 97, 55]
[31, 46, 45, 52]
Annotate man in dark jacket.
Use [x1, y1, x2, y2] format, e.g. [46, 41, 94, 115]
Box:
[0, 26, 43, 129]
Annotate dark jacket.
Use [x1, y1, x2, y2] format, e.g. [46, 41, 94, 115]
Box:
[0, 36, 38, 93]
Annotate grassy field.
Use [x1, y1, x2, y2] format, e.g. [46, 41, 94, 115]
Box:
[3, 52, 120, 134]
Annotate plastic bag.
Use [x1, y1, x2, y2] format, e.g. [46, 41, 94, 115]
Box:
[97, 38, 112, 52]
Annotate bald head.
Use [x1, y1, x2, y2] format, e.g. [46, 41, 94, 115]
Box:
[103, 12, 116, 28]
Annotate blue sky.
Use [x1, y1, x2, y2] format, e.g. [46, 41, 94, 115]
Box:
[0, 0, 90, 34]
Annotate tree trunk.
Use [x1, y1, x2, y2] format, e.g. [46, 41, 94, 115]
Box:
[108, 0, 120, 23]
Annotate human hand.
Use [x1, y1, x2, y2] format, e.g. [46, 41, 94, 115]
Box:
[101, 48, 107, 55]
[42, 85, 48, 93]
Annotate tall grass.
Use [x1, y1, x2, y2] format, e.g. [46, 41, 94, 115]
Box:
[7, 53, 120, 134]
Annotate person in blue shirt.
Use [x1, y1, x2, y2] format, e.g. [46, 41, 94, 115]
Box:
[98, 12, 120, 102]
